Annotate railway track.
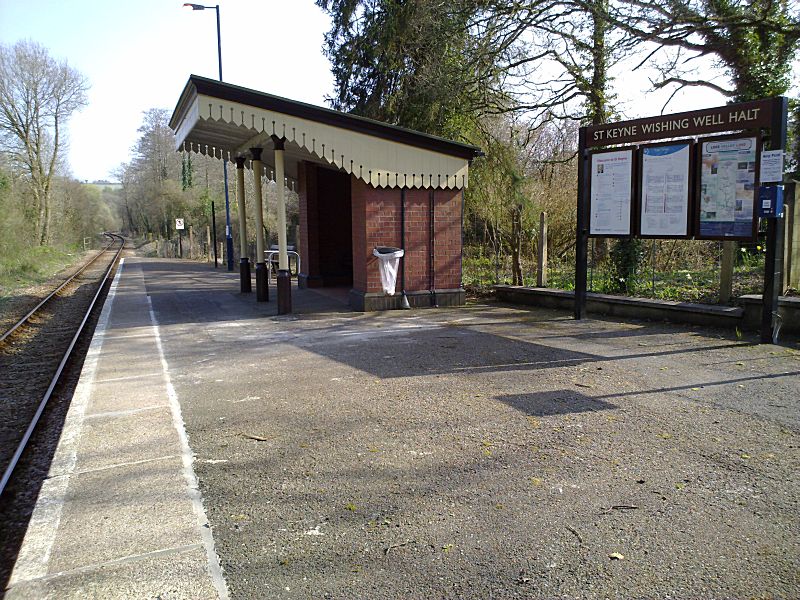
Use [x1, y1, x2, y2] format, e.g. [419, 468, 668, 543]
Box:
[0, 232, 125, 496]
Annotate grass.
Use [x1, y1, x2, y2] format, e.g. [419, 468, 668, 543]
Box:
[0, 245, 82, 298]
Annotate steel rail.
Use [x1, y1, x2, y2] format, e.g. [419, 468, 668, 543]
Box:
[0, 233, 125, 497]
[0, 234, 117, 345]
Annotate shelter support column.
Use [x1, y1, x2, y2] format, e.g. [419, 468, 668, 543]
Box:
[250, 147, 269, 302]
[273, 136, 292, 314]
[236, 157, 251, 293]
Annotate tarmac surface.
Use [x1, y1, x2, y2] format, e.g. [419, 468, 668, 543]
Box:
[5, 257, 800, 599]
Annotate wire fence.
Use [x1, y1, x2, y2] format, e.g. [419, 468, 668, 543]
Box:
[463, 239, 768, 305]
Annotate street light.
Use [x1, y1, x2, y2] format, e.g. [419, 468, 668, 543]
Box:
[184, 3, 234, 272]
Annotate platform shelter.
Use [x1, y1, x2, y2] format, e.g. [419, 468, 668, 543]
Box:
[169, 76, 482, 313]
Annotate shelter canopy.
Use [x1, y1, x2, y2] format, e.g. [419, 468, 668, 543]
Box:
[169, 75, 482, 189]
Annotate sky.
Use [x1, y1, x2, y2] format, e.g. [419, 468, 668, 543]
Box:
[0, 1, 796, 183]
[0, 0, 335, 182]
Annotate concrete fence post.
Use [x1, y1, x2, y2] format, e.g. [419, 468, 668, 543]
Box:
[784, 182, 796, 291]
[720, 240, 735, 303]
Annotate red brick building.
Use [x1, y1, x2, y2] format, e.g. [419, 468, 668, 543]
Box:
[170, 76, 482, 311]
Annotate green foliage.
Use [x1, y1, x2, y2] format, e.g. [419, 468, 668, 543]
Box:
[316, 0, 497, 138]
[0, 245, 77, 292]
[608, 238, 645, 293]
[708, 0, 800, 102]
[181, 154, 194, 191]
[789, 98, 800, 179]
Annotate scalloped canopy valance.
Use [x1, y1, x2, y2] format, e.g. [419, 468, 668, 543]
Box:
[168, 76, 482, 189]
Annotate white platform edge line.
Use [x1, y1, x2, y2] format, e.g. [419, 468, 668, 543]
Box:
[8, 258, 126, 587]
[147, 296, 230, 600]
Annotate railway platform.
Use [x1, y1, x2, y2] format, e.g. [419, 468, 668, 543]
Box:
[4, 257, 799, 599]
[5, 257, 351, 598]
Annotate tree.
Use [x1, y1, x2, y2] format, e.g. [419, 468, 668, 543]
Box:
[317, 0, 494, 138]
[609, 0, 800, 103]
[0, 40, 89, 245]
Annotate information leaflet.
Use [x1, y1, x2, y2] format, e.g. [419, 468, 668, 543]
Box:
[640, 143, 691, 236]
[698, 137, 757, 238]
[590, 150, 633, 236]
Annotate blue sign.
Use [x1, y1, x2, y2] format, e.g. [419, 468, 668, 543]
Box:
[757, 185, 784, 218]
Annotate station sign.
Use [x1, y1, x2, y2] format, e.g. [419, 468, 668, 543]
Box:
[586, 99, 773, 147]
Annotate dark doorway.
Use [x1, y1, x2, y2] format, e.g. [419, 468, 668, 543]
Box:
[314, 167, 352, 286]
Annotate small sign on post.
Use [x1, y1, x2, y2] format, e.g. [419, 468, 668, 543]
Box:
[759, 150, 784, 184]
[175, 218, 185, 230]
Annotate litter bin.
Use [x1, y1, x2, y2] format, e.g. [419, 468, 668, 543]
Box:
[373, 246, 404, 295]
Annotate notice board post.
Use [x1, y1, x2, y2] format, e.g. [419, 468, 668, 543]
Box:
[761, 96, 788, 343]
[575, 128, 589, 319]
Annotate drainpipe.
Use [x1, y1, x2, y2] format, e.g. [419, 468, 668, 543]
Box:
[460, 188, 465, 290]
[400, 187, 411, 309]
[429, 187, 437, 307]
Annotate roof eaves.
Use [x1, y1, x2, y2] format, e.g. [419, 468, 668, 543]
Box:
[186, 75, 483, 160]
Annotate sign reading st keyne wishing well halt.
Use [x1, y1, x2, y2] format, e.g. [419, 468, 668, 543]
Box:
[586, 100, 772, 147]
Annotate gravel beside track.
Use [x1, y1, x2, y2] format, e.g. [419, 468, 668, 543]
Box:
[136, 263, 799, 600]
[0, 247, 121, 472]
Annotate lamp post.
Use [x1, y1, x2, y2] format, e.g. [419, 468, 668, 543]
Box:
[184, 3, 234, 272]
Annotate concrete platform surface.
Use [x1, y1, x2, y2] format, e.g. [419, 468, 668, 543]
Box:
[6, 258, 800, 599]
[6, 258, 227, 599]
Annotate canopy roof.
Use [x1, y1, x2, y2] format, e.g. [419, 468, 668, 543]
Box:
[169, 75, 483, 189]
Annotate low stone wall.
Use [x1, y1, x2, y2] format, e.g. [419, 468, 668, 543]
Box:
[350, 288, 466, 311]
[493, 286, 798, 334]
[737, 294, 800, 334]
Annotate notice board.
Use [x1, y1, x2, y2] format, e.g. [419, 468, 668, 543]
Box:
[696, 136, 759, 240]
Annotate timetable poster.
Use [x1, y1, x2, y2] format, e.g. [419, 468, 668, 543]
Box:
[590, 150, 633, 236]
[698, 137, 758, 239]
[640, 143, 691, 237]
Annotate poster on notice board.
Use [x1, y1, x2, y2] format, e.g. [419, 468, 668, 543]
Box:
[640, 142, 692, 237]
[589, 149, 633, 236]
[697, 136, 758, 240]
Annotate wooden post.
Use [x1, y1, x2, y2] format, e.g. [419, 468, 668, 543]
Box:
[189, 226, 194, 259]
[784, 182, 796, 290]
[537, 211, 548, 287]
[720, 240, 735, 303]
[206, 226, 212, 262]
[574, 127, 589, 319]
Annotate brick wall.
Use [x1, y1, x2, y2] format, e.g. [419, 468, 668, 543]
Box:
[351, 178, 463, 294]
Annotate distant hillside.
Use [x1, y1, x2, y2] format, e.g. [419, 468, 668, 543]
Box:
[83, 180, 122, 190]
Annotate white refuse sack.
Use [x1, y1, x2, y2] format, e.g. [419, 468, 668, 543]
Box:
[372, 246, 404, 295]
